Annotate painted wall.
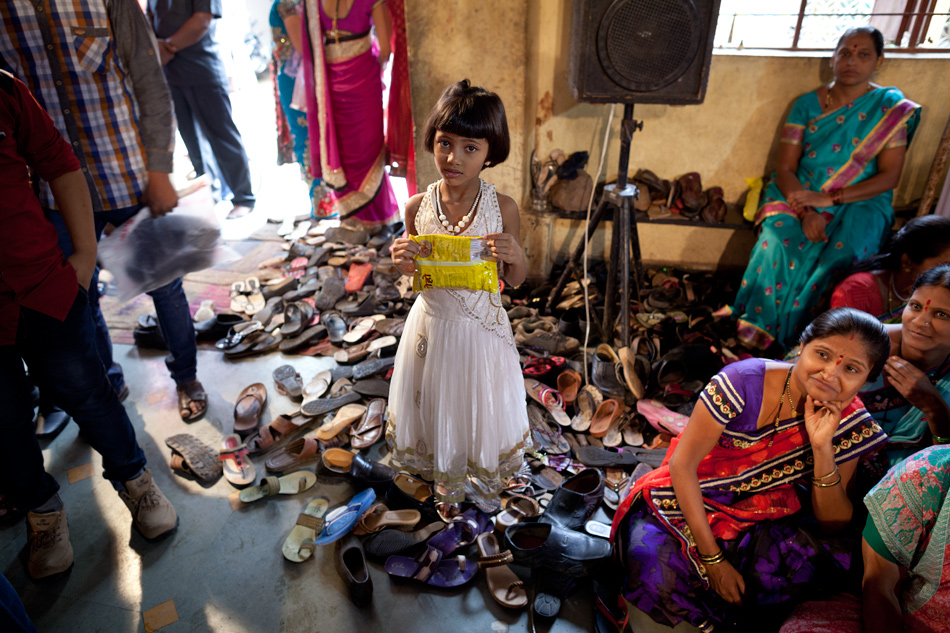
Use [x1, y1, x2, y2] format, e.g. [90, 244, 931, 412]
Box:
[404, 0, 528, 206]
[523, 0, 950, 209]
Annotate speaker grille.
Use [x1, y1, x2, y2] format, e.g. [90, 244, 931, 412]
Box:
[597, 0, 702, 92]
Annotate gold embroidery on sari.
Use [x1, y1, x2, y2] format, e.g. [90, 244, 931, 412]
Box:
[305, 0, 346, 190]
[324, 34, 371, 62]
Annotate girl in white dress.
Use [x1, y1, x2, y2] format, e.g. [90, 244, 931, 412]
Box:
[388, 80, 529, 518]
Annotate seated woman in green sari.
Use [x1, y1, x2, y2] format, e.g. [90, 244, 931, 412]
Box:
[731, 26, 921, 351]
[860, 264, 950, 474]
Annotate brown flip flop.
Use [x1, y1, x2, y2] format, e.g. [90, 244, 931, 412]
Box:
[234, 383, 267, 437]
[350, 398, 386, 449]
[316, 403, 365, 441]
[556, 369, 582, 408]
[590, 398, 623, 439]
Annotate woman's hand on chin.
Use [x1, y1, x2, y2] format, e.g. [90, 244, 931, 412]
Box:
[804, 395, 845, 447]
[706, 561, 745, 605]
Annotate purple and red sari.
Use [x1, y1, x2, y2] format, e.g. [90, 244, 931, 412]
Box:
[611, 359, 888, 632]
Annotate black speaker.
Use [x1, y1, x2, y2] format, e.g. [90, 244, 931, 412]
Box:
[568, 0, 721, 105]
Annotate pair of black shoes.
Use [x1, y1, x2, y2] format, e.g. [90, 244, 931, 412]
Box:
[504, 468, 611, 618]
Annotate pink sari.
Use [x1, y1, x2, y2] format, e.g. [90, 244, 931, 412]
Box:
[302, 0, 398, 227]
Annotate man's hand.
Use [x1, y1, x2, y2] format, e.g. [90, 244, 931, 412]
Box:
[158, 39, 176, 65]
[144, 172, 178, 217]
[68, 250, 97, 291]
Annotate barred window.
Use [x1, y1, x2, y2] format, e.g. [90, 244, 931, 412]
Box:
[715, 0, 950, 51]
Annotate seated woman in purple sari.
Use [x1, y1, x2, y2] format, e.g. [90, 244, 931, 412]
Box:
[611, 308, 892, 632]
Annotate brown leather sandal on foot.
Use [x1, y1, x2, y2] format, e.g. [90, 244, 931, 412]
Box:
[177, 379, 208, 422]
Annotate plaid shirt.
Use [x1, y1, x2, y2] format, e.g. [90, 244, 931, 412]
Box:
[0, 0, 173, 212]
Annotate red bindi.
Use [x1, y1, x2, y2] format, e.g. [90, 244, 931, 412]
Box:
[836, 354, 843, 366]
[925, 299, 932, 312]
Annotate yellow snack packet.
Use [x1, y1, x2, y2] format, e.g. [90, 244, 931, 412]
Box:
[743, 177, 763, 222]
[411, 233, 499, 293]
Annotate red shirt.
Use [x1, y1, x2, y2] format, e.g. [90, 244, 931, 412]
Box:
[830, 272, 884, 318]
[0, 70, 81, 345]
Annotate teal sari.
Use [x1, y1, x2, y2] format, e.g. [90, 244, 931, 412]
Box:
[732, 87, 920, 350]
[270, 0, 324, 210]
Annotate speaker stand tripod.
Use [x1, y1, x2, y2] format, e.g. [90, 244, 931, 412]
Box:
[546, 104, 644, 350]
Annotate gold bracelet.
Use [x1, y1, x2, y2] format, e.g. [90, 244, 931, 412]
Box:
[932, 434, 950, 445]
[812, 465, 840, 482]
[697, 550, 726, 565]
[813, 474, 842, 488]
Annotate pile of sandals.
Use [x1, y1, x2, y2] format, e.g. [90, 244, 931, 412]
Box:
[148, 216, 754, 623]
[630, 168, 727, 223]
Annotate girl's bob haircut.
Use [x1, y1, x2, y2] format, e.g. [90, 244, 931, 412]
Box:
[423, 79, 509, 168]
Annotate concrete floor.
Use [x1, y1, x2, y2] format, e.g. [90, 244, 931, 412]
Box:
[2, 344, 698, 633]
[0, 71, 702, 633]
[1, 345, 603, 633]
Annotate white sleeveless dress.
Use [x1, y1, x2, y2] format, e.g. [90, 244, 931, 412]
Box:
[386, 180, 529, 505]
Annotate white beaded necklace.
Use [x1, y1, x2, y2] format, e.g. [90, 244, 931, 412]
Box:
[436, 179, 480, 234]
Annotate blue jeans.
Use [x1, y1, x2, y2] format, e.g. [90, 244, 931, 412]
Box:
[46, 205, 198, 387]
[0, 288, 147, 510]
[0, 572, 35, 633]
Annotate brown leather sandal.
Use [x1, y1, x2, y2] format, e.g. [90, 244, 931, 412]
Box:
[246, 413, 302, 455]
[233, 383, 267, 436]
[177, 379, 208, 421]
[477, 532, 528, 609]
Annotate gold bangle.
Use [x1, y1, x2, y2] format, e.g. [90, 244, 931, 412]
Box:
[812, 465, 840, 482]
[813, 474, 842, 488]
[697, 550, 726, 565]
[932, 434, 950, 445]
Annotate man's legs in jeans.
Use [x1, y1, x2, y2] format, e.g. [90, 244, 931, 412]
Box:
[0, 289, 147, 513]
[44, 206, 199, 393]
[2, 290, 177, 577]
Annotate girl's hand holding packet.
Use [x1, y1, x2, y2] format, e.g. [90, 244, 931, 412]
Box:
[410, 233, 499, 293]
